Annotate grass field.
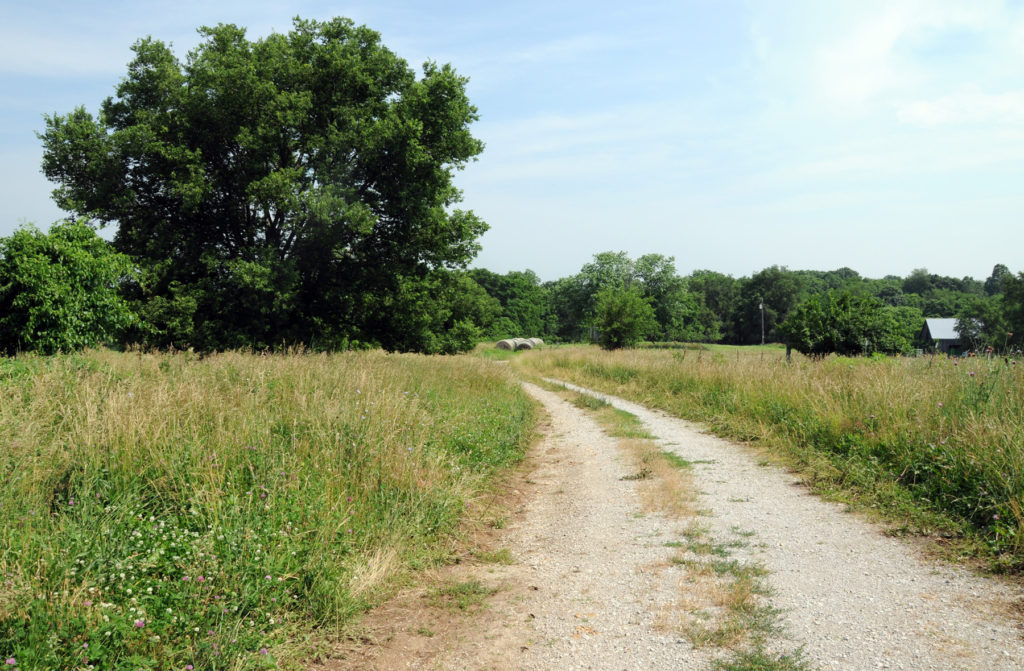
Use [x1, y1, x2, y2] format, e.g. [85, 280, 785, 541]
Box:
[0, 349, 534, 670]
[4, 341, 1021, 668]
[515, 344, 1024, 571]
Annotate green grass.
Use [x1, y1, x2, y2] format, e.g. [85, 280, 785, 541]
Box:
[474, 345, 520, 361]
[471, 548, 515, 565]
[0, 348, 534, 669]
[569, 392, 654, 439]
[713, 647, 810, 671]
[427, 580, 497, 613]
[516, 345, 1024, 571]
[669, 527, 787, 657]
[570, 392, 610, 411]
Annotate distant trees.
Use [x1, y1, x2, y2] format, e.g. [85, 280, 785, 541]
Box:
[465, 256, 1014, 354]
[0, 221, 133, 354]
[634, 254, 714, 342]
[733, 266, 810, 345]
[467, 268, 552, 338]
[958, 269, 1023, 352]
[985, 264, 1011, 296]
[1003, 272, 1024, 350]
[684, 270, 738, 342]
[544, 252, 720, 345]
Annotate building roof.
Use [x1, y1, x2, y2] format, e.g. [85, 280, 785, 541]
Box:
[924, 318, 959, 341]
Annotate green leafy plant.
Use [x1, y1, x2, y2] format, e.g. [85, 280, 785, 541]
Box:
[594, 286, 656, 350]
[0, 220, 133, 355]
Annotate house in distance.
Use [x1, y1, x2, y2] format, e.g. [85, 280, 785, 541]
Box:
[920, 318, 962, 354]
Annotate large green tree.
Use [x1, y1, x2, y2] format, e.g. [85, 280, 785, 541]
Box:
[735, 266, 808, 344]
[40, 18, 486, 351]
[778, 291, 910, 357]
[0, 221, 134, 354]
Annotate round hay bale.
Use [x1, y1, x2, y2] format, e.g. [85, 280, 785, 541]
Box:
[496, 339, 515, 351]
[528, 338, 545, 347]
[513, 338, 533, 350]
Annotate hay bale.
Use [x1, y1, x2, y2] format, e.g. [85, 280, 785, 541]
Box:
[496, 339, 516, 351]
[513, 338, 533, 350]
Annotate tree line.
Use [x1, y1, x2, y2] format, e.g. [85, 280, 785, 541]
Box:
[1, 17, 1020, 357]
[468, 254, 1023, 355]
[4, 222, 1019, 357]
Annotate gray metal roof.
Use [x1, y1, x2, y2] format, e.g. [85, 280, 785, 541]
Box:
[924, 318, 959, 341]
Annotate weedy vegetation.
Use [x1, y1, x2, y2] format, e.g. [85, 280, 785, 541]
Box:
[426, 580, 498, 614]
[0, 348, 533, 669]
[516, 345, 1024, 571]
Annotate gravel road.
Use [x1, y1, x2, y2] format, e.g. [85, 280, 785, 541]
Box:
[545, 380, 1024, 671]
[321, 380, 1024, 670]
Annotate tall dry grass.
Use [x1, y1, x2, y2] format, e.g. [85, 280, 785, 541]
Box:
[518, 345, 1024, 569]
[0, 349, 533, 669]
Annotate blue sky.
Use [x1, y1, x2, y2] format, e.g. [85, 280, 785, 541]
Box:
[2, 1, 1022, 282]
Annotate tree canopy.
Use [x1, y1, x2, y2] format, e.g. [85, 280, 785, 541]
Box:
[40, 17, 486, 352]
[778, 291, 911, 357]
[594, 286, 655, 350]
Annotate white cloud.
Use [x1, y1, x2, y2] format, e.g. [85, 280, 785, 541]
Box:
[815, 6, 914, 107]
[898, 87, 1024, 126]
[750, 0, 1022, 114]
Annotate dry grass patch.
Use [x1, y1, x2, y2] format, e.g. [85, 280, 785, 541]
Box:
[618, 438, 697, 518]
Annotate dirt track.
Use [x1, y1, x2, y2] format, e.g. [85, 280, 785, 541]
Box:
[318, 380, 1024, 670]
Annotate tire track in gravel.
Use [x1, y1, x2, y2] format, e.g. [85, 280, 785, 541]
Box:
[319, 380, 711, 670]
[425, 381, 711, 670]
[551, 379, 1024, 671]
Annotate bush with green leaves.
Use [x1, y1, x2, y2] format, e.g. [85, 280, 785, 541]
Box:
[0, 221, 133, 355]
[595, 286, 656, 350]
[778, 291, 910, 357]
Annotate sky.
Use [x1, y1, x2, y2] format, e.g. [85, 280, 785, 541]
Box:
[2, 0, 1023, 283]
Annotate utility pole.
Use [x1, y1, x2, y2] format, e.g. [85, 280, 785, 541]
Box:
[759, 299, 765, 345]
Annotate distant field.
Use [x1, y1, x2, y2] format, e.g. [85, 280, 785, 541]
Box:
[0, 349, 533, 669]
[515, 345, 1024, 571]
